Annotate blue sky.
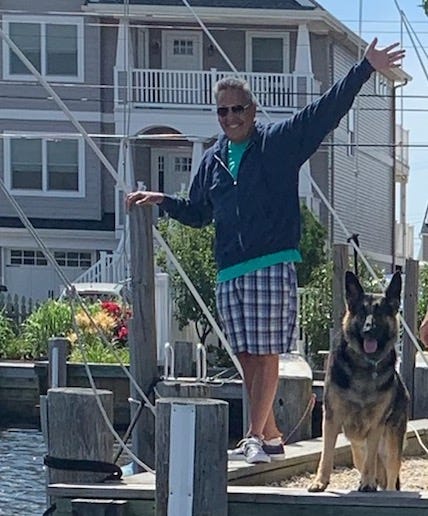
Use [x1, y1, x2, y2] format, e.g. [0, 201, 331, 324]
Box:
[318, 0, 427, 257]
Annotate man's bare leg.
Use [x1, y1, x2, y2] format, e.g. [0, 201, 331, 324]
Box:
[238, 352, 281, 439]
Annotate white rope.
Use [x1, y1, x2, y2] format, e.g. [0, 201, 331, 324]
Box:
[408, 422, 428, 455]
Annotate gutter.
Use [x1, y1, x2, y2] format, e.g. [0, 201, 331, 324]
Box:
[392, 78, 409, 271]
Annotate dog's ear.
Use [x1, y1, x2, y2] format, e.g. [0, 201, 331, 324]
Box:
[385, 271, 402, 313]
[345, 271, 364, 313]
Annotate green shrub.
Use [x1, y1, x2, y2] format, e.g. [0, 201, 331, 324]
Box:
[418, 262, 428, 327]
[19, 300, 72, 359]
[0, 310, 19, 358]
[68, 340, 129, 364]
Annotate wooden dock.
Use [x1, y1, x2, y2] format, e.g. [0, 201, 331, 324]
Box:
[48, 419, 428, 515]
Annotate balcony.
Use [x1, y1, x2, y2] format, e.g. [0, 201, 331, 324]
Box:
[114, 68, 321, 112]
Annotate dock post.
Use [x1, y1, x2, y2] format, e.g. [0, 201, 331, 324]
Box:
[46, 387, 114, 485]
[48, 337, 69, 388]
[156, 398, 228, 516]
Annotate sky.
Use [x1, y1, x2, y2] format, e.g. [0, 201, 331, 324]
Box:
[318, 0, 427, 257]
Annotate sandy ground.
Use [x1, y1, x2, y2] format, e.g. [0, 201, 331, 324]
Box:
[273, 456, 428, 491]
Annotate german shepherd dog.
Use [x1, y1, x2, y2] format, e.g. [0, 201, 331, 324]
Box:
[308, 271, 409, 492]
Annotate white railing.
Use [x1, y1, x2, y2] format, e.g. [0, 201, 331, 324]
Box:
[73, 251, 124, 285]
[114, 68, 321, 111]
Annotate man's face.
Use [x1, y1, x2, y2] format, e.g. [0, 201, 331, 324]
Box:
[216, 88, 256, 143]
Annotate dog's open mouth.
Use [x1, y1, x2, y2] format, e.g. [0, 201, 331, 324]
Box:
[363, 338, 378, 354]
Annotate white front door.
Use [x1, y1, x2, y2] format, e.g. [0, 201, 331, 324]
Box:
[162, 31, 202, 70]
[151, 148, 193, 196]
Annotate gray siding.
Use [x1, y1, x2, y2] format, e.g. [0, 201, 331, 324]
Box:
[308, 34, 330, 227]
[0, 0, 113, 223]
[330, 43, 394, 262]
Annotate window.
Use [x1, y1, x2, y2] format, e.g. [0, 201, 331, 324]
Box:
[173, 39, 194, 56]
[347, 109, 355, 157]
[5, 135, 84, 197]
[9, 250, 92, 268]
[54, 251, 92, 268]
[252, 38, 283, 73]
[10, 249, 47, 266]
[174, 156, 192, 174]
[246, 32, 290, 73]
[3, 15, 84, 81]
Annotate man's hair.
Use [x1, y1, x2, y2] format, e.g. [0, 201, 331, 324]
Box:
[213, 77, 254, 105]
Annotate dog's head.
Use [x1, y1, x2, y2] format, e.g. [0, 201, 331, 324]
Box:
[342, 271, 401, 357]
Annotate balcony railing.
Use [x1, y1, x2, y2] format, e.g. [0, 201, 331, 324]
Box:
[114, 68, 321, 111]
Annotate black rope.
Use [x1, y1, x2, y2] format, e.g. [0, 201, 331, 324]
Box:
[44, 455, 123, 482]
[113, 375, 160, 465]
[347, 233, 360, 276]
[42, 504, 56, 516]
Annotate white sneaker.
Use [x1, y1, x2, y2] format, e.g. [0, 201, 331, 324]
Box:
[228, 437, 284, 462]
[227, 439, 247, 460]
[242, 436, 271, 464]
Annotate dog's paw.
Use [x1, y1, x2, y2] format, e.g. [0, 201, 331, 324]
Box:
[308, 479, 328, 492]
[358, 482, 377, 492]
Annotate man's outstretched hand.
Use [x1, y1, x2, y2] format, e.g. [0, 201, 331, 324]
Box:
[364, 37, 405, 71]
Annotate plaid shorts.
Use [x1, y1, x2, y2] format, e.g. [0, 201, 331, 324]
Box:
[216, 262, 298, 355]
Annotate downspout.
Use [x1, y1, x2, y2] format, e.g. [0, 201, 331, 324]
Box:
[392, 78, 408, 272]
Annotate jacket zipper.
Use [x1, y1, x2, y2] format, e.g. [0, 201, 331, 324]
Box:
[214, 153, 244, 251]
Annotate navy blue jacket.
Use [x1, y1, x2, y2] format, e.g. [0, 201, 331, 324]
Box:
[160, 58, 374, 271]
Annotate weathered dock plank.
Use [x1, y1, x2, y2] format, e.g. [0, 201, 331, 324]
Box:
[48, 482, 428, 516]
[47, 420, 428, 514]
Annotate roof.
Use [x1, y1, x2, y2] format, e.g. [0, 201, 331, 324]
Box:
[85, 0, 316, 9]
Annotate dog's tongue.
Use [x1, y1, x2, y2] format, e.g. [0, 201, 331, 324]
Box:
[364, 338, 378, 354]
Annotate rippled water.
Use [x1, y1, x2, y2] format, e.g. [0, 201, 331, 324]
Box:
[0, 429, 47, 516]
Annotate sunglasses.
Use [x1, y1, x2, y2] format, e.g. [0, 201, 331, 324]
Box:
[216, 103, 251, 118]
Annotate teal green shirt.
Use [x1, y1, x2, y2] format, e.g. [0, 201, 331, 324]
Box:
[228, 139, 248, 180]
[217, 140, 302, 283]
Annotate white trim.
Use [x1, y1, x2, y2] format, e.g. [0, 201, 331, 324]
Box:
[136, 27, 149, 68]
[245, 31, 290, 73]
[168, 403, 195, 516]
[2, 14, 84, 83]
[83, 4, 411, 82]
[0, 228, 117, 250]
[0, 109, 114, 124]
[3, 131, 85, 198]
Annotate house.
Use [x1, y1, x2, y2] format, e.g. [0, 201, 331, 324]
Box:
[0, 0, 411, 301]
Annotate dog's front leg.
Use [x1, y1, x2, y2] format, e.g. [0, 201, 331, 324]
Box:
[358, 427, 383, 492]
[308, 407, 341, 492]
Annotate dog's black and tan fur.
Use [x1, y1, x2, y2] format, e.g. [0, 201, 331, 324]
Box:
[308, 271, 409, 492]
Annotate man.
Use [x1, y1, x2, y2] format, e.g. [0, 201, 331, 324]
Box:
[127, 38, 405, 464]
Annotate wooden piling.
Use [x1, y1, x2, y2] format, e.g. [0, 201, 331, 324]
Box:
[46, 387, 114, 484]
[48, 337, 69, 388]
[274, 355, 313, 443]
[128, 205, 158, 470]
[156, 398, 228, 516]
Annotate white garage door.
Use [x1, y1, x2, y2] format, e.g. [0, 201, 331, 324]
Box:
[4, 249, 93, 301]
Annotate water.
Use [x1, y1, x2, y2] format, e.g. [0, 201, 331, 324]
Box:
[0, 429, 47, 515]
